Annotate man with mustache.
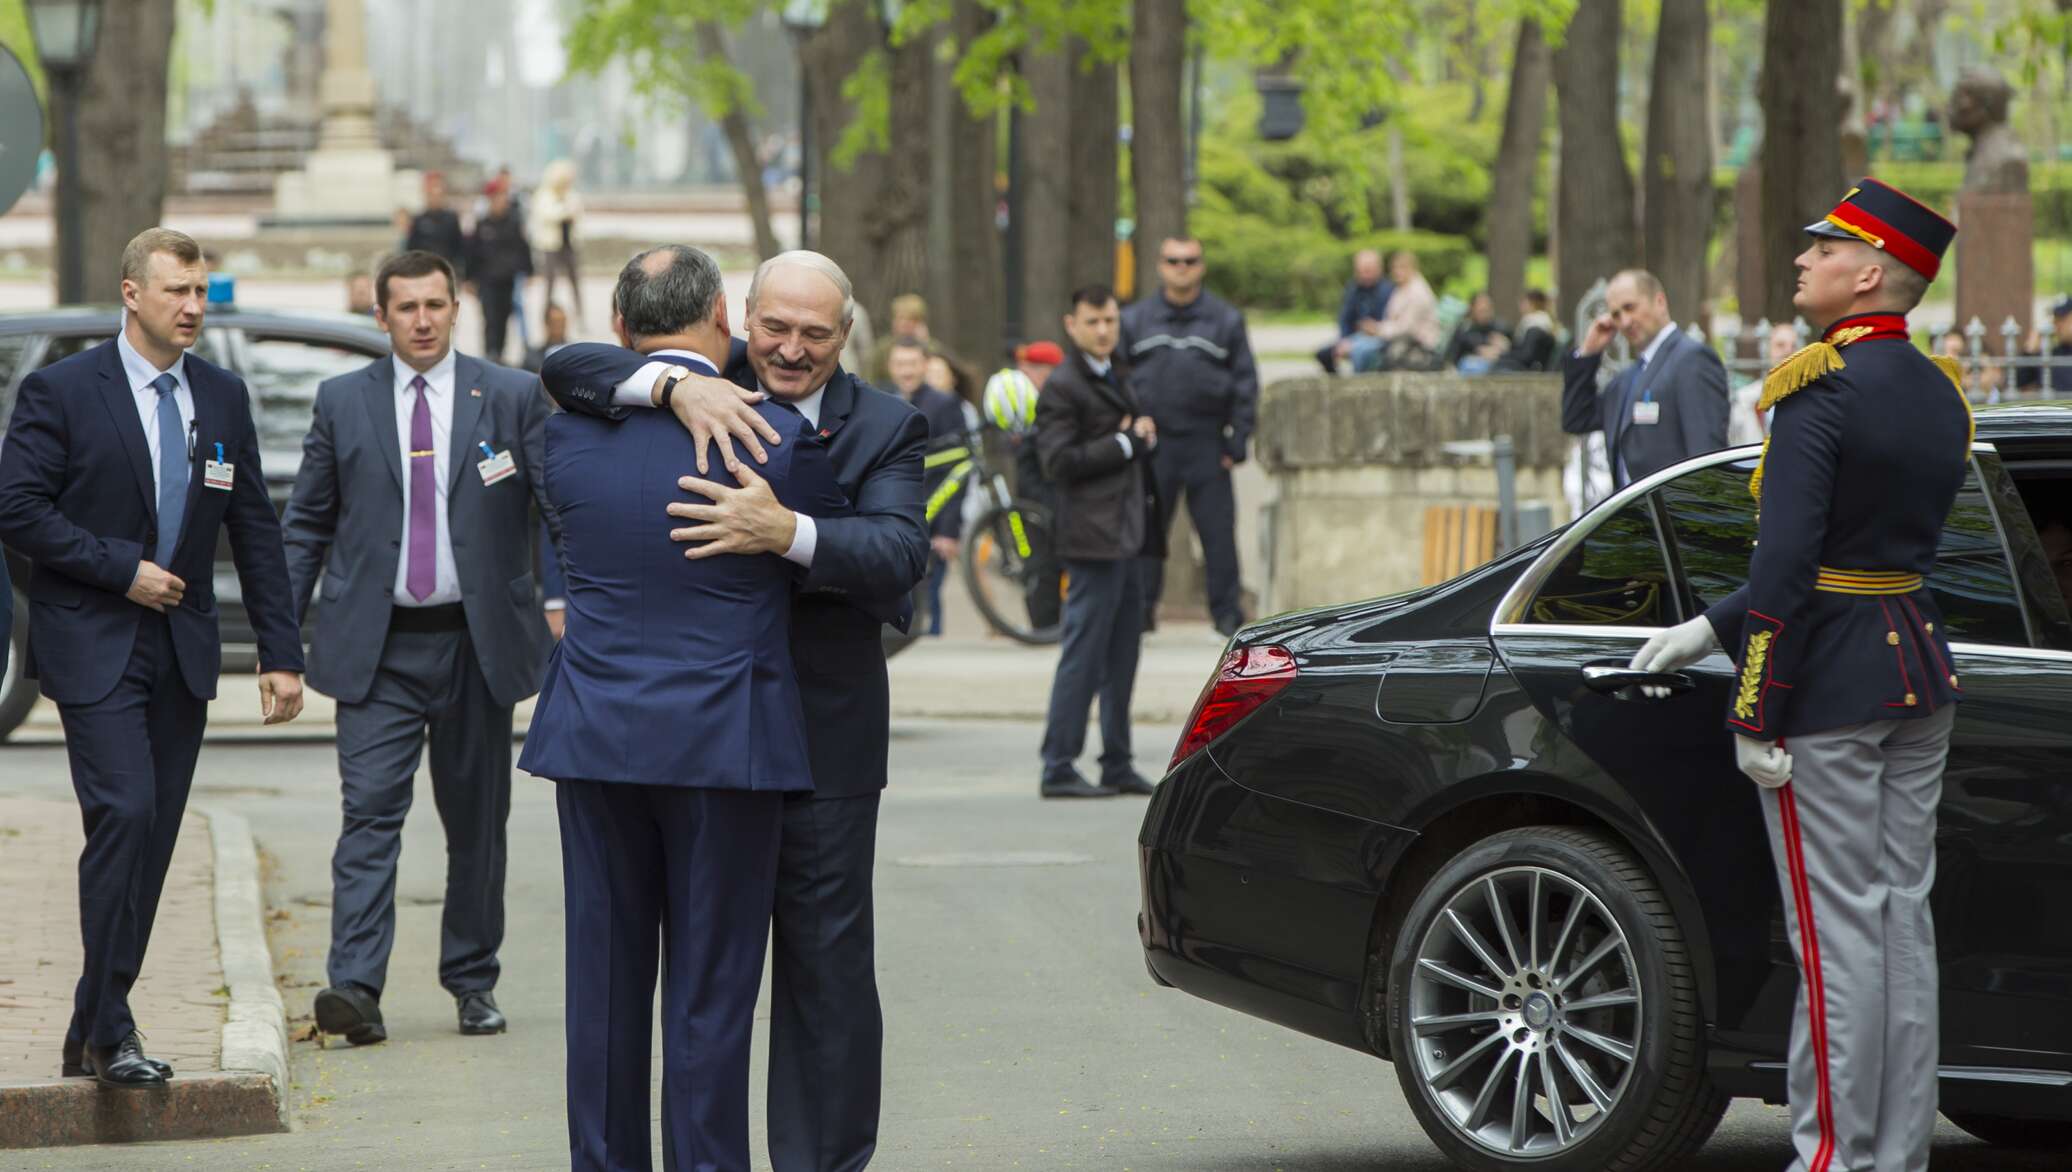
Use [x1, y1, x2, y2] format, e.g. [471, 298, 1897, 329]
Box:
[540, 250, 927, 1172]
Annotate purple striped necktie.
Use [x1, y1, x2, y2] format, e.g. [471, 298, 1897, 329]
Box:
[406, 375, 437, 601]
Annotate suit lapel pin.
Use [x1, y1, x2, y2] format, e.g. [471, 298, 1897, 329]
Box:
[470, 387, 482, 397]
[819, 428, 831, 438]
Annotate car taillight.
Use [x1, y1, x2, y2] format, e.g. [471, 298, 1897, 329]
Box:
[1169, 644, 1298, 770]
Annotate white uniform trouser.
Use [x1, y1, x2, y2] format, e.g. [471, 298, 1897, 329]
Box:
[1761, 706, 1954, 1172]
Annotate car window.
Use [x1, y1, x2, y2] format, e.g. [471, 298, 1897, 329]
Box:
[1524, 500, 1675, 626]
[38, 331, 114, 367]
[0, 333, 34, 429]
[1656, 462, 2029, 647]
[238, 334, 372, 467]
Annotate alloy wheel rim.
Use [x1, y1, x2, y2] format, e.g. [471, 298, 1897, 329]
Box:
[1407, 865, 1643, 1157]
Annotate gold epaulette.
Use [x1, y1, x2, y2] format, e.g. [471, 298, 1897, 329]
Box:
[1750, 339, 1849, 503]
[1928, 354, 1978, 448]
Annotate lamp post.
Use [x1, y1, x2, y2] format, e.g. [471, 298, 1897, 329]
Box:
[27, 0, 103, 305]
[781, 2, 826, 252]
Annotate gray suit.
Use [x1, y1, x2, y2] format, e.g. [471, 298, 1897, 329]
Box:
[1560, 328, 1729, 489]
[280, 352, 561, 999]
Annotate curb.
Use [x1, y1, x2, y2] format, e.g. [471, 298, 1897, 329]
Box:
[205, 805, 292, 1131]
[0, 810, 289, 1149]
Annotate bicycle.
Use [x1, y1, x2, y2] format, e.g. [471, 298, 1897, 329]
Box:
[922, 428, 1063, 645]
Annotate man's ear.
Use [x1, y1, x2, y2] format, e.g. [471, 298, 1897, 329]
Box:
[710, 291, 730, 340]
[612, 312, 632, 349]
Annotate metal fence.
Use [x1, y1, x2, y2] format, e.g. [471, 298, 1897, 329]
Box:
[1705, 311, 2070, 401]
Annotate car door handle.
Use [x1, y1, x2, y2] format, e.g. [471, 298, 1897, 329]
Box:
[1581, 663, 1695, 696]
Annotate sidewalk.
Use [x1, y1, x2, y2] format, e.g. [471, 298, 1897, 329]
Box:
[0, 800, 285, 1148]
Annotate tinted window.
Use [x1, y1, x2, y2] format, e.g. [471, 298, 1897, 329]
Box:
[239, 334, 374, 473]
[1656, 462, 2029, 647]
[1524, 501, 1674, 626]
[0, 333, 34, 429]
[39, 331, 115, 366]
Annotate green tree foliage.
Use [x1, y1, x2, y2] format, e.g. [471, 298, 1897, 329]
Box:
[566, 0, 764, 120]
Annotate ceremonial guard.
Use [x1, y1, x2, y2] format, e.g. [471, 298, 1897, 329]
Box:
[1634, 179, 1966, 1172]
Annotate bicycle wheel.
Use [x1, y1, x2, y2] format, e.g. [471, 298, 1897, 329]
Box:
[959, 499, 1064, 645]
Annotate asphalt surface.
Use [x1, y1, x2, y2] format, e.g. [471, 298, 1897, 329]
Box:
[0, 719, 2056, 1171]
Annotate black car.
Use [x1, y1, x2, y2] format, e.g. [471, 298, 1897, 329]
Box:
[0, 306, 393, 739]
[1140, 406, 2072, 1170]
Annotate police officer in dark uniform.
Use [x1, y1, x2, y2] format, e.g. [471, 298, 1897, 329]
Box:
[1634, 179, 1965, 1172]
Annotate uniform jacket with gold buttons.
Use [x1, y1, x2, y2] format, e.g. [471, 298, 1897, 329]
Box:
[1702, 313, 1972, 740]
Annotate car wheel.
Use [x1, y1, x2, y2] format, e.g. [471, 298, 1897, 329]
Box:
[1945, 1113, 2072, 1150]
[1386, 827, 1726, 1171]
[0, 589, 32, 743]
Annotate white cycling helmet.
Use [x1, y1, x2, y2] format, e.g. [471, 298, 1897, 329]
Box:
[982, 367, 1040, 435]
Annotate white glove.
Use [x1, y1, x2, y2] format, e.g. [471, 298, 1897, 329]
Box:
[1627, 616, 1718, 698]
[1735, 734, 1793, 789]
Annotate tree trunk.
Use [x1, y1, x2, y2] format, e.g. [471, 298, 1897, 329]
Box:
[1130, 0, 1188, 283]
[696, 22, 780, 261]
[1485, 19, 1552, 319]
[63, 0, 176, 302]
[1642, 0, 1715, 325]
[1021, 41, 1075, 339]
[1550, 0, 1637, 325]
[1066, 47, 1119, 298]
[1757, 0, 1844, 323]
[926, 0, 1002, 367]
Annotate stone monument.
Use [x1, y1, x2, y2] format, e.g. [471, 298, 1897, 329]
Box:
[1950, 67, 2033, 340]
[269, 0, 419, 225]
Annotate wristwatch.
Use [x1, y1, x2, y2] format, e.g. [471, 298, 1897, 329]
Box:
[658, 369, 687, 409]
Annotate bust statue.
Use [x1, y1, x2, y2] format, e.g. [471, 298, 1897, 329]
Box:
[1949, 67, 2029, 195]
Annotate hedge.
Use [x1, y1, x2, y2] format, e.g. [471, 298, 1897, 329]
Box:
[1192, 207, 1474, 313]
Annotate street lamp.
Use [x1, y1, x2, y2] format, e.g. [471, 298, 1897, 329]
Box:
[27, 0, 103, 305]
[780, 1, 825, 252]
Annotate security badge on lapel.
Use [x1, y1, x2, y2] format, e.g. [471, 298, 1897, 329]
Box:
[1631, 393, 1660, 427]
[203, 442, 235, 491]
[475, 439, 518, 486]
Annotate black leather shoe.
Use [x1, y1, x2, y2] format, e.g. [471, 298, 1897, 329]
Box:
[1105, 771, 1157, 796]
[457, 991, 506, 1036]
[65, 1032, 171, 1079]
[1040, 768, 1118, 799]
[314, 984, 387, 1046]
[85, 1034, 166, 1089]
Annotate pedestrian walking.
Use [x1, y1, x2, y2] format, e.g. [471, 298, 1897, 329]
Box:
[403, 171, 467, 277]
[985, 340, 1063, 629]
[1315, 249, 1392, 374]
[519, 245, 849, 1172]
[539, 249, 929, 1172]
[1037, 285, 1163, 798]
[280, 249, 563, 1047]
[1633, 178, 1965, 1172]
[1121, 235, 1255, 636]
[1561, 267, 1730, 489]
[0, 228, 306, 1088]
[527, 159, 585, 328]
[465, 176, 533, 365]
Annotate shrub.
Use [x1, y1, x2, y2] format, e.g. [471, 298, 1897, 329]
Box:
[1194, 206, 1474, 312]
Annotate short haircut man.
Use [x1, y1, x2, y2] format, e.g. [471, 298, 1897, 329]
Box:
[614, 244, 726, 341]
[375, 250, 457, 311]
[1560, 265, 1730, 488]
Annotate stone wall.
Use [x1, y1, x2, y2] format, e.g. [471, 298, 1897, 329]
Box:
[1255, 372, 1574, 613]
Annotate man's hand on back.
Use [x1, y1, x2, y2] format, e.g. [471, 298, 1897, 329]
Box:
[654, 369, 783, 476]
[668, 463, 798, 559]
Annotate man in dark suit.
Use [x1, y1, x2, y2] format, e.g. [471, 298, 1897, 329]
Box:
[521, 243, 848, 1171]
[1036, 285, 1164, 799]
[1560, 268, 1729, 489]
[280, 250, 562, 1045]
[1, 553, 10, 684]
[0, 228, 306, 1088]
[540, 249, 926, 1172]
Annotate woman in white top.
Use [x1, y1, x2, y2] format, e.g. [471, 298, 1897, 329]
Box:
[527, 159, 585, 329]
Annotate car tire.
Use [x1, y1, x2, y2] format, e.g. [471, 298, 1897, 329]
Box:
[0, 589, 33, 743]
[1385, 826, 1727, 1172]
[1945, 1113, 2072, 1150]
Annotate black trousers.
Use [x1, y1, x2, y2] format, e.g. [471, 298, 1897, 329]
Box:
[767, 792, 883, 1172]
[58, 614, 207, 1049]
[327, 626, 512, 998]
[1142, 435, 1242, 629]
[1040, 558, 1144, 778]
[479, 278, 518, 365]
[558, 780, 783, 1172]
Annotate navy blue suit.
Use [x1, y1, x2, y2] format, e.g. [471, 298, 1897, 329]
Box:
[0, 339, 302, 1050]
[541, 340, 926, 1172]
[523, 381, 852, 1172]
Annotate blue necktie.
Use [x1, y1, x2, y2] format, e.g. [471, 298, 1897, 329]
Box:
[153, 373, 187, 565]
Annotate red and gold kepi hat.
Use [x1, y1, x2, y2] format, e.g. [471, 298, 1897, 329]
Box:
[1803, 178, 1957, 282]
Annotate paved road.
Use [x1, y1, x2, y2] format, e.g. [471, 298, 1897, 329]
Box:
[0, 721, 2049, 1171]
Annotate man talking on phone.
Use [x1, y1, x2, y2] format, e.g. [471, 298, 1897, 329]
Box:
[1560, 268, 1729, 490]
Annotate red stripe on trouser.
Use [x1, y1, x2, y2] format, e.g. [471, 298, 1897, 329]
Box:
[1777, 784, 1837, 1172]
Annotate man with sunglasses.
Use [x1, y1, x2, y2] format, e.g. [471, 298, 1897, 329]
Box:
[1121, 236, 1257, 637]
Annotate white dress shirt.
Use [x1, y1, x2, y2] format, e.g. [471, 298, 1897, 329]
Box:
[392, 351, 463, 606]
[117, 330, 195, 502]
[613, 351, 820, 568]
